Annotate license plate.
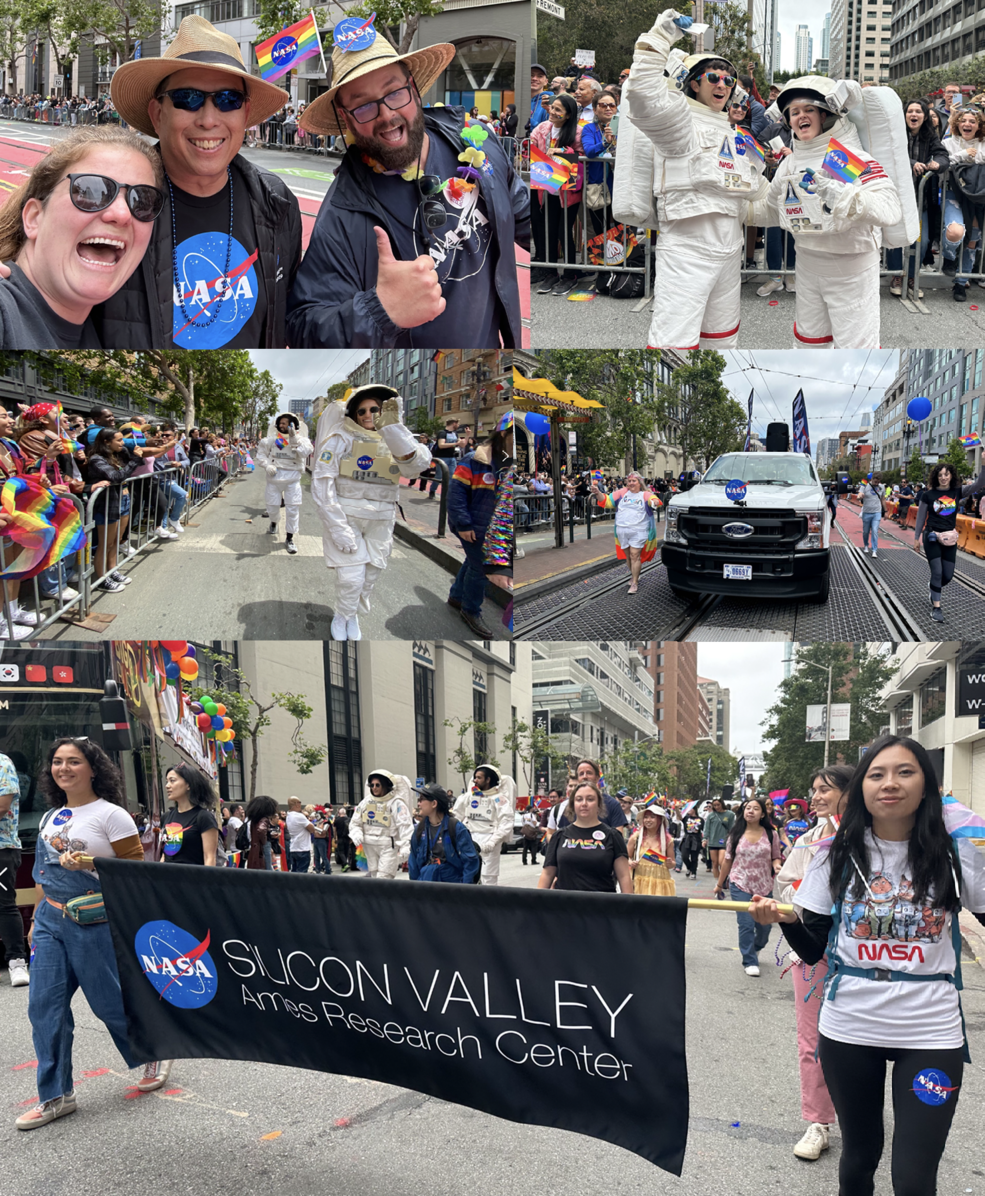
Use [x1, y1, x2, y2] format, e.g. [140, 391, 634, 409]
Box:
[723, 565, 752, 580]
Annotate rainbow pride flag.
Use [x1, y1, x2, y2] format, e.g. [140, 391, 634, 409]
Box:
[821, 138, 867, 183]
[0, 476, 86, 580]
[354, 842, 369, 872]
[255, 11, 322, 82]
[735, 130, 766, 164]
[529, 144, 573, 194]
[959, 431, 982, 448]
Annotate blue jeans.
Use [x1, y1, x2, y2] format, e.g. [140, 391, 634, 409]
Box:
[886, 209, 929, 279]
[30, 897, 140, 1101]
[313, 838, 331, 874]
[289, 850, 310, 873]
[730, 883, 772, 967]
[449, 540, 486, 617]
[861, 511, 880, 552]
[942, 194, 983, 283]
[160, 479, 187, 528]
[37, 561, 79, 598]
[766, 226, 796, 274]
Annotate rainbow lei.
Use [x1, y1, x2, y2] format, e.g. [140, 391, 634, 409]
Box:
[483, 468, 513, 568]
[0, 475, 86, 579]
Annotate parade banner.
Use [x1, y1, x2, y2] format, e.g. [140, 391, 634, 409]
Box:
[792, 389, 811, 456]
[98, 860, 690, 1175]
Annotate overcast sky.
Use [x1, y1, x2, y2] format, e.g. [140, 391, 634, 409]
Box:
[246, 350, 371, 408]
[697, 643, 787, 757]
[720, 350, 899, 445]
[777, 0, 832, 72]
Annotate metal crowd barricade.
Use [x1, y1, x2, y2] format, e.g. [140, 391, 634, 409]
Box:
[186, 456, 230, 511]
[0, 493, 87, 641]
[911, 165, 985, 308]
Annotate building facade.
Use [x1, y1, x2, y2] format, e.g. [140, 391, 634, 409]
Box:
[697, 677, 731, 750]
[829, 0, 893, 83]
[795, 25, 815, 72]
[822, 11, 832, 57]
[642, 642, 700, 749]
[889, 0, 985, 86]
[816, 436, 842, 471]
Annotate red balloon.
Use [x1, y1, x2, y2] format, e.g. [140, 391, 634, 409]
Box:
[196, 712, 211, 730]
[161, 640, 189, 654]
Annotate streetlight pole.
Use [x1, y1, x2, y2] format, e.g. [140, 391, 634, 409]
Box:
[799, 659, 834, 768]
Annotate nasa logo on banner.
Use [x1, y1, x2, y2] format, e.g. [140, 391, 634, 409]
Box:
[173, 233, 259, 349]
[134, 920, 219, 1009]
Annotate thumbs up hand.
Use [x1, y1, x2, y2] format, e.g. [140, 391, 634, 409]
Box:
[373, 226, 445, 329]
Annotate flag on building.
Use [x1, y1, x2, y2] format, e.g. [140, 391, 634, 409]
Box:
[958, 432, 982, 448]
[255, 11, 323, 82]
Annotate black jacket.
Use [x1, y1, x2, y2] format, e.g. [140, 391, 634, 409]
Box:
[91, 151, 302, 348]
[286, 107, 530, 348]
[907, 126, 948, 207]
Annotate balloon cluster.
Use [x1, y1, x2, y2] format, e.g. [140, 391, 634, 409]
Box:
[161, 639, 198, 683]
[157, 640, 236, 754]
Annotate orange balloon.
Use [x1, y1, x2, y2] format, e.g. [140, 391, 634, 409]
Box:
[227, 729, 236, 740]
[215, 703, 227, 717]
[222, 717, 232, 729]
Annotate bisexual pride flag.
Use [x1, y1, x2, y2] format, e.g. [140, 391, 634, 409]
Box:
[529, 144, 572, 194]
[821, 138, 867, 183]
[255, 11, 322, 82]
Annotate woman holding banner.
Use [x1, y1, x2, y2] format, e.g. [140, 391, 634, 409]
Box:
[751, 736, 985, 1196]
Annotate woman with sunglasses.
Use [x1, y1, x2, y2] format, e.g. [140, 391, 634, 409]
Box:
[85, 426, 144, 591]
[0, 127, 163, 348]
[531, 92, 584, 296]
[581, 92, 618, 288]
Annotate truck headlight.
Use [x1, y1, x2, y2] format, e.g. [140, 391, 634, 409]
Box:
[795, 509, 823, 550]
[664, 507, 686, 544]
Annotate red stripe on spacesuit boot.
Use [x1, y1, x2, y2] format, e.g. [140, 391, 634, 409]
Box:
[650, 344, 700, 350]
[698, 323, 740, 340]
[793, 323, 834, 344]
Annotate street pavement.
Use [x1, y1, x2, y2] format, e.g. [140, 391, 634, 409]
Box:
[532, 269, 984, 349]
[3, 851, 984, 1196]
[38, 468, 510, 642]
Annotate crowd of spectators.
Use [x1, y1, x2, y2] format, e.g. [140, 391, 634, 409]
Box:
[0, 93, 120, 126]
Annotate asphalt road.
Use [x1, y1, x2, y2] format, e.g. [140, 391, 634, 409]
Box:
[3, 853, 984, 1196]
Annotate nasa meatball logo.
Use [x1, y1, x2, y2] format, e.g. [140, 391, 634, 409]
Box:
[912, 1070, 957, 1106]
[357, 455, 374, 470]
[272, 34, 299, 67]
[172, 233, 260, 349]
[135, 920, 218, 1009]
[482, 473, 496, 485]
[471, 799, 480, 809]
[367, 810, 376, 820]
[52, 808, 73, 828]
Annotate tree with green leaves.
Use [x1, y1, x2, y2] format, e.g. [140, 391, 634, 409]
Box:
[328, 0, 447, 56]
[760, 643, 897, 798]
[940, 437, 975, 480]
[238, 368, 283, 443]
[654, 350, 747, 472]
[21, 0, 78, 92]
[665, 742, 738, 800]
[444, 716, 498, 790]
[0, 0, 25, 94]
[193, 649, 328, 801]
[410, 407, 447, 441]
[707, 1, 755, 78]
[503, 717, 570, 795]
[254, 0, 308, 44]
[598, 738, 671, 797]
[61, 0, 162, 68]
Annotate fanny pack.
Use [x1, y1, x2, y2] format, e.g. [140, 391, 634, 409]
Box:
[45, 892, 107, 925]
[936, 528, 959, 547]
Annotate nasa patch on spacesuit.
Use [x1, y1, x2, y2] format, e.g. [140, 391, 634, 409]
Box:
[338, 441, 402, 486]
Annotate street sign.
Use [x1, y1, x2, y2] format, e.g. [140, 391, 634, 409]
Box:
[537, 0, 566, 17]
[53, 75, 63, 88]
[134, 41, 142, 60]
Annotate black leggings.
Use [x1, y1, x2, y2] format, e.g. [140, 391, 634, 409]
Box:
[923, 534, 957, 601]
[681, 842, 700, 875]
[819, 1033, 964, 1196]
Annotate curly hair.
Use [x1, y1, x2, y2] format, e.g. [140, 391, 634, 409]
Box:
[948, 103, 985, 139]
[927, 461, 960, 491]
[40, 737, 126, 808]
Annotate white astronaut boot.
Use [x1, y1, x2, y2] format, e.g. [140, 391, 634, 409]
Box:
[358, 564, 384, 615]
[335, 563, 365, 641]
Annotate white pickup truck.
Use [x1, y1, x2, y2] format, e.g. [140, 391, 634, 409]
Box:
[661, 452, 831, 603]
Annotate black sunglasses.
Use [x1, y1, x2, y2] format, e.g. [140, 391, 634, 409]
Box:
[62, 174, 165, 222]
[417, 173, 448, 231]
[157, 87, 247, 113]
[343, 82, 414, 125]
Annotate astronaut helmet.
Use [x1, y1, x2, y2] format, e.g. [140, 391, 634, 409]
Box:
[267, 411, 301, 438]
[472, 765, 501, 791]
[671, 52, 739, 108]
[778, 75, 859, 134]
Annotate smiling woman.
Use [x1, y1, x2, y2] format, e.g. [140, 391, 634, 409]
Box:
[0, 126, 164, 348]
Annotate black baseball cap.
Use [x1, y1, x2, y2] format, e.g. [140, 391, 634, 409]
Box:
[531, 63, 548, 75]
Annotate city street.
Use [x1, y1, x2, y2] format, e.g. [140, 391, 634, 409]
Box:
[38, 467, 509, 642]
[3, 853, 985, 1196]
[515, 500, 985, 640]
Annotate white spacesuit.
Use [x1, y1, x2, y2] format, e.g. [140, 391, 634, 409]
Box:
[747, 77, 902, 348]
[311, 386, 432, 642]
[453, 766, 517, 885]
[255, 413, 313, 552]
[621, 11, 769, 349]
[348, 770, 414, 879]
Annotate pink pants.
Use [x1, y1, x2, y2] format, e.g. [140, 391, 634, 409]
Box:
[792, 957, 837, 1125]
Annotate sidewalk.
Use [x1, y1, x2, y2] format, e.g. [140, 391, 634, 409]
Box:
[397, 477, 465, 566]
[516, 520, 668, 589]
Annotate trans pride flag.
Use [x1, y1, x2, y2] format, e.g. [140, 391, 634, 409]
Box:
[821, 138, 867, 183]
[255, 11, 322, 82]
[529, 144, 573, 194]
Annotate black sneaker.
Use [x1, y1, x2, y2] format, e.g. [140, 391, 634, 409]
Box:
[460, 609, 494, 637]
[267, 521, 277, 534]
[942, 258, 957, 277]
[551, 274, 577, 296]
[530, 267, 551, 286]
[954, 282, 967, 302]
[537, 274, 559, 295]
[932, 606, 944, 623]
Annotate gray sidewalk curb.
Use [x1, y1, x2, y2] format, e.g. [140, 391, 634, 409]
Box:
[394, 522, 509, 609]
[960, 911, 985, 970]
[516, 552, 620, 601]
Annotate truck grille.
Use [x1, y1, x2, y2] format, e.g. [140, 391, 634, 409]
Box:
[678, 507, 807, 549]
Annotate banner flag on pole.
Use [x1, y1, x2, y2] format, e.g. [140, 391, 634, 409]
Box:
[744, 389, 753, 452]
[99, 860, 690, 1175]
[792, 389, 811, 456]
[255, 11, 322, 82]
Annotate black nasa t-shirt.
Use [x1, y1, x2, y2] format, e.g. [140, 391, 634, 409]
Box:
[168, 164, 266, 349]
[543, 822, 628, 892]
[368, 131, 500, 348]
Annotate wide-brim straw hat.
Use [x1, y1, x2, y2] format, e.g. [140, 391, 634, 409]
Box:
[300, 30, 455, 137]
[112, 15, 289, 138]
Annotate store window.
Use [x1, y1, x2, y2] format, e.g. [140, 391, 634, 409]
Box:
[442, 37, 516, 116]
[920, 669, 946, 728]
[413, 664, 436, 784]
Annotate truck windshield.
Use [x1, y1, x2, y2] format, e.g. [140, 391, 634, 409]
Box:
[702, 456, 816, 487]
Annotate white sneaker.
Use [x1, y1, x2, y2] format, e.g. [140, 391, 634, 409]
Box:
[793, 1122, 830, 1161]
[0, 618, 33, 641]
[346, 616, 361, 641]
[172, 521, 184, 534]
[136, 1059, 173, 1093]
[331, 614, 347, 641]
[871, 551, 877, 559]
[8, 958, 29, 987]
[49, 586, 80, 602]
[15, 1091, 76, 1130]
[757, 277, 784, 297]
[744, 965, 761, 977]
[154, 526, 177, 540]
[784, 277, 796, 292]
[10, 601, 40, 626]
[862, 546, 869, 555]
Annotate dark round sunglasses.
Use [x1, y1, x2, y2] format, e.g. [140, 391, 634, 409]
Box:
[157, 87, 247, 113]
[63, 174, 165, 222]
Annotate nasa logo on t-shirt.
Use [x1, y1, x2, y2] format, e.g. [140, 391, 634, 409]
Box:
[357, 455, 374, 470]
[52, 808, 72, 828]
[172, 233, 259, 349]
[162, 822, 184, 857]
[913, 1069, 957, 1106]
[592, 830, 605, 841]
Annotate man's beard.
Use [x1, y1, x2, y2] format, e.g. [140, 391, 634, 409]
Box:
[353, 105, 426, 171]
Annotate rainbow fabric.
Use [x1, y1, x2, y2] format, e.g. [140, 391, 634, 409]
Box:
[735, 130, 766, 164]
[0, 476, 86, 580]
[483, 468, 513, 568]
[821, 138, 866, 183]
[959, 432, 982, 448]
[640, 846, 671, 867]
[354, 843, 369, 872]
[226, 850, 241, 868]
[255, 12, 320, 82]
[597, 487, 661, 563]
[529, 144, 573, 194]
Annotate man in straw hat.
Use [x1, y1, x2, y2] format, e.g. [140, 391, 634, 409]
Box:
[286, 23, 528, 348]
[98, 15, 301, 348]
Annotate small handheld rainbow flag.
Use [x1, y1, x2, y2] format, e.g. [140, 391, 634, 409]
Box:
[959, 431, 982, 448]
[529, 144, 573, 194]
[735, 130, 766, 164]
[226, 849, 241, 868]
[354, 843, 369, 872]
[821, 138, 866, 183]
[255, 11, 324, 82]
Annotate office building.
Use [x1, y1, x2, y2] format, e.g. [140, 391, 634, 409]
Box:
[830, 0, 893, 82]
[795, 24, 815, 72]
[697, 677, 731, 750]
[822, 10, 832, 57]
[643, 642, 701, 749]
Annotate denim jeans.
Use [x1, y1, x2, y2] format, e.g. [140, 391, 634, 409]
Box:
[312, 838, 331, 874]
[160, 480, 187, 528]
[861, 511, 880, 552]
[730, 883, 772, 967]
[886, 209, 929, 279]
[766, 225, 796, 274]
[289, 850, 310, 873]
[37, 561, 79, 599]
[30, 897, 140, 1101]
[942, 194, 983, 284]
[449, 540, 486, 617]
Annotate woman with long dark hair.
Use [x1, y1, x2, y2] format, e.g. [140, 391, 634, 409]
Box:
[887, 99, 947, 299]
[714, 796, 782, 975]
[161, 763, 219, 867]
[408, 784, 479, 884]
[703, 796, 735, 883]
[914, 459, 985, 622]
[531, 92, 584, 296]
[244, 795, 278, 871]
[17, 738, 167, 1130]
[86, 425, 143, 591]
[752, 736, 985, 1196]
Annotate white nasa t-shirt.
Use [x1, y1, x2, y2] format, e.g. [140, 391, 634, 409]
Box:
[35, 799, 138, 895]
[797, 830, 985, 1048]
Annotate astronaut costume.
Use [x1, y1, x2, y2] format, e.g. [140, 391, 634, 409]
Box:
[452, 766, 517, 885]
[348, 770, 414, 879]
[750, 77, 902, 348]
[255, 413, 313, 549]
[621, 10, 769, 349]
[311, 385, 432, 641]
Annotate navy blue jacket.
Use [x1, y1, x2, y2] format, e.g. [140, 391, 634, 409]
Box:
[448, 445, 508, 541]
[408, 814, 479, 883]
[286, 108, 530, 348]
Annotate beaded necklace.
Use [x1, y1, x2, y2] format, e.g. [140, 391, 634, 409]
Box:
[168, 166, 234, 331]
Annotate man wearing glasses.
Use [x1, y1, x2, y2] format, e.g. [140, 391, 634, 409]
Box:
[621, 9, 769, 349]
[287, 27, 529, 348]
[100, 15, 302, 349]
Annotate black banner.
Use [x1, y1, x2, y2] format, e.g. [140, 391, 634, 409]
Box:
[98, 860, 689, 1175]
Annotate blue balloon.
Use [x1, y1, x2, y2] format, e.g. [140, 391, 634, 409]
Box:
[907, 396, 932, 422]
[165, 661, 180, 680]
[222, 742, 234, 753]
[211, 715, 225, 730]
[523, 412, 550, 436]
